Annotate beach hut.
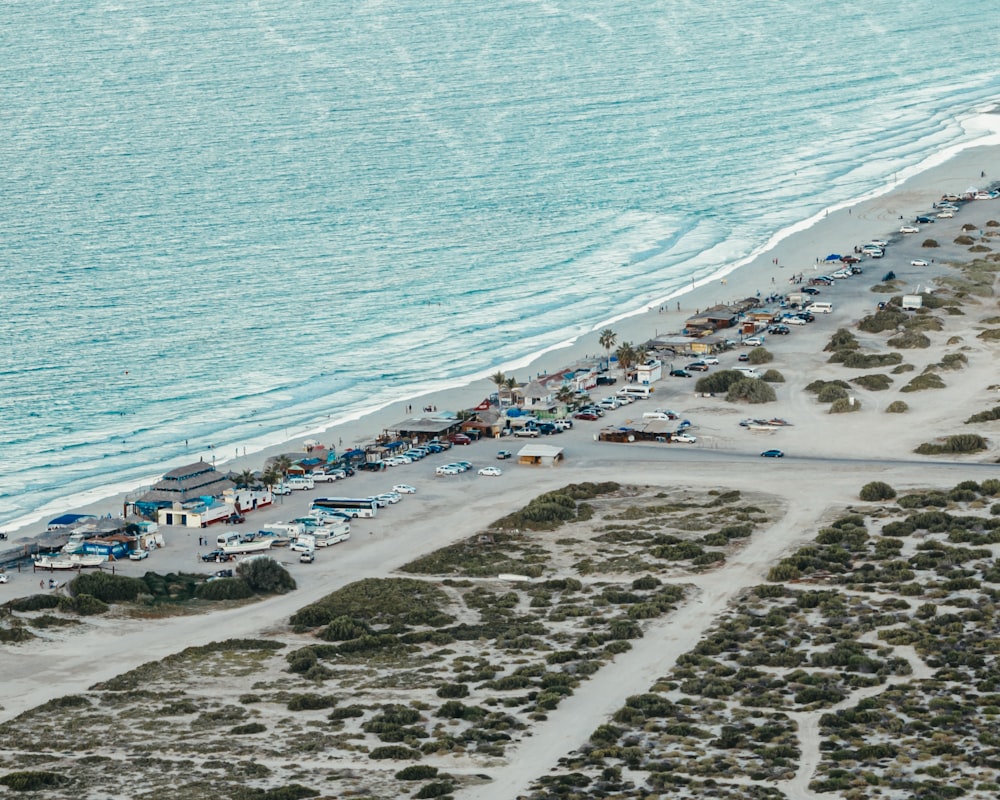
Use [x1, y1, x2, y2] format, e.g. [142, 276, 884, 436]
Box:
[516, 444, 564, 466]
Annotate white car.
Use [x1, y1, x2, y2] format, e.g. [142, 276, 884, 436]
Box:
[310, 471, 339, 482]
[375, 492, 401, 505]
[868, 239, 888, 248]
[392, 484, 416, 494]
[936, 211, 954, 219]
[673, 433, 697, 443]
[742, 336, 764, 347]
[911, 259, 929, 266]
[0, 573, 8, 583]
[782, 315, 807, 325]
[273, 483, 293, 496]
[900, 225, 920, 233]
[702, 356, 720, 365]
[129, 549, 149, 561]
[478, 466, 503, 476]
[436, 465, 462, 475]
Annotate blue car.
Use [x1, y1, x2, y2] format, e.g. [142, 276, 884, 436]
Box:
[760, 449, 784, 458]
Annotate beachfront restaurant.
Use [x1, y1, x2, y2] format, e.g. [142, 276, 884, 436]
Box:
[130, 461, 235, 520]
[387, 416, 464, 444]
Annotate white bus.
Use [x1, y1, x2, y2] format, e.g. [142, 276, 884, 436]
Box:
[311, 497, 378, 518]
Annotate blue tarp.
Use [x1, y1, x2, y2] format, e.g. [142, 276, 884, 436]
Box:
[825, 253, 842, 261]
[47, 513, 96, 527]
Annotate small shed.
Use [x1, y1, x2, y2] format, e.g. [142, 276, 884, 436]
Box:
[516, 444, 564, 466]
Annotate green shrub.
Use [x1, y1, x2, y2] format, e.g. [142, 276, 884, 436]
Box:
[922, 239, 939, 248]
[900, 373, 946, 392]
[841, 352, 903, 368]
[291, 578, 451, 630]
[726, 379, 776, 404]
[915, 435, 988, 455]
[69, 572, 147, 603]
[806, 379, 850, 394]
[829, 397, 860, 413]
[195, 578, 254, 601]
[966, 406, 1000, 424]
[415, 782, 454, 799]
[396, 765, 439, 781]
[368, 746, 422, 760]
[287, 694, 337, 711]
[825, 328, 859, 352]
[859, 482, 896, 501]
[817, 384, 848, 403]
[0, 771, 72, 792]
[746, 347, 773, 365]
[695, 370, 748, 394]
[5, 594, 60, 612]
[887, 330, 931, 349]
[237, 558, 296, 594]
[955, 235, 976, 245]
[886, 400, 908, 413]
[858, 309, 908, 333]
[761, 369, 785, 382]
[58, 593, 109, 616]
[436, 683, 469, 699]
[231, 722, 267, 735]
[850, 374, 892, 391]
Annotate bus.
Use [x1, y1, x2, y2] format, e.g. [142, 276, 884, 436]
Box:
[311, 497, 378, 519]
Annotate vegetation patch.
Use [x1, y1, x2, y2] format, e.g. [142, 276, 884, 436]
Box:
[966, 406, 1000, 424]
[760, 369, 784, 383]
[840, 352, 903, 369]
[291, 578, 453, 631]
[824, 329, 859, 352]
[858, 309, 908, 333]
[726, 379, 776, 404]
[900, 373, 946, 392]
[885, 400, 908, 413]
[850, 374, 892, 391]
[886, 330, 931, 349]
[746, 348, 773, 365]
[914, 434, 988, 455]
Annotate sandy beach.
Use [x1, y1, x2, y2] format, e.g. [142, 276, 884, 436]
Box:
[2, 143, 1000, 799]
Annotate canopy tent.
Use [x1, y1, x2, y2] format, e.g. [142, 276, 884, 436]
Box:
[824, 253, 842, 261]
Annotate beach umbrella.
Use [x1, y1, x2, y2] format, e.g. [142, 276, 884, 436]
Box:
[824, 253, 841, 261]
[302, 438, 320, 449]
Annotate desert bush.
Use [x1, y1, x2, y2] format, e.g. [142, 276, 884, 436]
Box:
[887, 330, 931, 349]
[195, 578, 254, 601]
[368, 746, 423, 760]
[825, 328, 859, 352]
[842, 352, 903, 368]
[886, 400, 909, 413]
[726, 379, 776, 404]
[829, 397, 860, 413]
[436, 683, 469, 699]
[291, 578, 451, 631]
[415, 782, 455, 798]
[58, 593, 109, 616]
[231, 722, 267, 735]
[977, 329, 1000, 341]
[860, 481, 896, 501]
[922, 239, 939, 248]
[0, 771, 72, 791]
[914, 434, 988, 455]
[971, 245, 992, 252]
[806, 379, 850, 394]
[287, 694, 337, 711]
[695, 369, 749, 394]
[396, 765, 439, 781]
[746, 347, 773, 365]
[237, 558, 296, 594]
[817, 384, 848, 403]
[900, 373, 946, 392]
[955, 235, 975, 245]
[850, 374, 892, 391]
[858, 309, 908, 333]
[962, 223, 978, 231]
[761, 369, 785, 382]
[5, 594, 61, 612]
[70, 572, 147, 603]
[935, 353, 968, 370]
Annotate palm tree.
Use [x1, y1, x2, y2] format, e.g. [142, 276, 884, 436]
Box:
[233, 469, 257, 490]
[504, 376, 520, 407]
[599, 328, 617, 365]
[615, 342, 637, 381]
[555, 384, 577, 412]
[634, 344, 649, 367]
[490, 371, 507, 407]
[272, 455, 293, 481]
[261, 465, 282, 502]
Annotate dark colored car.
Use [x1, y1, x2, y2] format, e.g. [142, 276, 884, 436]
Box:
[358, 461, 385, 472]
[882, 271, 896, 281]
[669, 369, 691, 378]
[496, 449, 513, 460]
[449, 433, 472, 445]
[796, 312, 815, 322]
[595, 375, 617, 386]
[802, 286, 821, 295]
[768, 324, 790, 335]
[201, 550, 234, 562]
[760, 449, 784, 458]
[213, 568, 234, 578]
[915, 216, 934, 224]
[738, 353, 750, 362]
[573, 411, 599, 421]
[840, 255, 861, 264]
[225, 512, 245, 525]
[536, 423, 558, 435]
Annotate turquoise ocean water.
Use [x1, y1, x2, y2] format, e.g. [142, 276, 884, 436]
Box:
[2, 0, 999, 531]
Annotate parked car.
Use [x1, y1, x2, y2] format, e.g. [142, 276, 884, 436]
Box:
[595, 375, 617, 386]
[738, 353, 750, 362]
[453, 461, 473, 471]
[478, 466, 503, 477]
[358, 461, 386, 472]
[201, 550, 235, 562]
[513, 427, 539, 438]
[449, 433, 472, 445]
[809, 277, 833, 286]
[392, 484, 416, 494]
[273, 483, 292, 495]
[768, 324, 790, 335]
[669, 369, 691, 378]
[672, 433, 697, 443]
[225, 512, 246, 525]
[761, 449, 785, 458]
[742, 337, 764, 347]
[782, 315, 807, 325]
[801, 286, 821, 295]
[496, 449, 513, 460]
[900, 225, 920, 233]
[573, 412, 599, 421]
[935, 211, 953, 219]
[915, 216, 934, 224]
[840, 255, 861, 264]
[310, 471, 339, 482]
[436, 465, 462, 475]
[129, 549, 149, 561]
[598, 397, 621, 409]
[0, 573, 8, 584]
[552, 419, 573, 430]
[796, 312, 815, 322]
[911, 259, 929, 266]
[299, 551, 315, 563]
[686, 361, 709, 371]
[702, 356, 720, 365]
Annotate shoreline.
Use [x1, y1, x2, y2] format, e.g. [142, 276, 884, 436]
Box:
[4, 138, 998, 542]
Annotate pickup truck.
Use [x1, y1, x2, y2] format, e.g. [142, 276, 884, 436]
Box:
[496, 450, 513, 460]
[513, 428, 539, 438]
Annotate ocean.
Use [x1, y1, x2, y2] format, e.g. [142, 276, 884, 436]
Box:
[2, 0, 999, 533]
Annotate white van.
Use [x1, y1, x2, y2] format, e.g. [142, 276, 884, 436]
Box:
[735, 367, 760, 379]
[807, 301, 833, 313]
[286, 476, 315, 490]
[616, 386, 652, 399]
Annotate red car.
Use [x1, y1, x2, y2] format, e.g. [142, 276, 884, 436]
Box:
[573, 412, 599, 421]
[449, 433, 472, 445]
[840, 255, 860, 264]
